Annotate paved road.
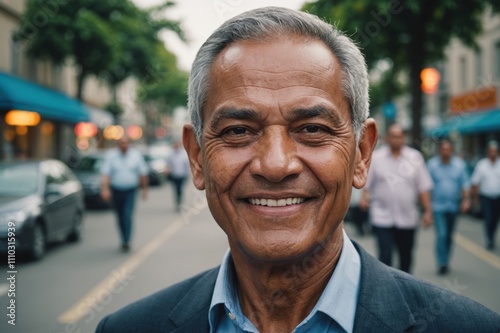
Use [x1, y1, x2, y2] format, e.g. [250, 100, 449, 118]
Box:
[0, 183, 499, 333]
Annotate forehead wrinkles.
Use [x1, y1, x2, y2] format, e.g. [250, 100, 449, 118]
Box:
[217, 69, 335, 91]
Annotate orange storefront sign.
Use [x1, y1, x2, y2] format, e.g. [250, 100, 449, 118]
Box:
[449, 85, 498, 114]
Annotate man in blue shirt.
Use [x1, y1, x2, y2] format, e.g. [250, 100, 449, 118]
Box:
[427, 139, 470, 275]
[100, 136, 149, 252]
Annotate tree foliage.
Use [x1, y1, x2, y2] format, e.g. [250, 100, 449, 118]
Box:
[303, 0, 500, 144]
[18, 0, 184, 103]
[138, 46, 188, 113]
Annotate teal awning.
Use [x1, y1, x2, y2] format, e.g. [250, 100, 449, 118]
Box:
[428, 108, 500, 137]
[0, 71, 89, 124]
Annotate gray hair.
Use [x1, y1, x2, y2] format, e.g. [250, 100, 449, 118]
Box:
[188, 6, 369, 144]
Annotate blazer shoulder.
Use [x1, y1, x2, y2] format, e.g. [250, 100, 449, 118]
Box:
[393, 272, 500, 331]
[96, 267, 219, 333]
[353, 242, 500, 332]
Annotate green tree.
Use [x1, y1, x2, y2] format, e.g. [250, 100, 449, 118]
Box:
[303, 0, 500, 145]
[104, 2, 185, 102]
[137, 47, 188, 143]
[17, 0, 184, 102]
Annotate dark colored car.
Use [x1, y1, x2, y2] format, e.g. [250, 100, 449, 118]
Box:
[0, 159, 85, 260]
[71, 153, 109, 208]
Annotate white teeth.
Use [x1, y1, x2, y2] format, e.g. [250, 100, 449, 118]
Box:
[249, 198, 305, 207]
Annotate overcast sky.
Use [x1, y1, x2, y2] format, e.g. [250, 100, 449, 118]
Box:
[134, 0, 307, 71]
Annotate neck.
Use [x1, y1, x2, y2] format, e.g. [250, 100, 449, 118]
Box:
[441, 156, 450, 164]
[390, 147, 402, 157]
[230, 226, 344, 332]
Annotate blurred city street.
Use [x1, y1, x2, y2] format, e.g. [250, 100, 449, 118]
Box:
[0, 182, 498, 333]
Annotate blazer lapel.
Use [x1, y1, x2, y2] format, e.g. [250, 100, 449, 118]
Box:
[169, 267, 219, 333]
[353, 243, 416, 333]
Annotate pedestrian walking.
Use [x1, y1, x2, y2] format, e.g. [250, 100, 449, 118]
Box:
[348, 187, 368, 236]
[360, 124, 433, 273]
[471, 140, 500, 250]
[165, 141, 190, 212]
[100, 136, 148, 252]
[427, 139, 470, 274]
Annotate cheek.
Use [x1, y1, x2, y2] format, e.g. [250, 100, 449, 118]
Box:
[204, 146, 252, 194]
[300, 144, 354, 187]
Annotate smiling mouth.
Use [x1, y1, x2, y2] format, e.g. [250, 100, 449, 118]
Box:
[247, 198, 306, 207]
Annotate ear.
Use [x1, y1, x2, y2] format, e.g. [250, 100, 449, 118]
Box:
[183, 124, 206, 190]
[353, 119, 378, 189]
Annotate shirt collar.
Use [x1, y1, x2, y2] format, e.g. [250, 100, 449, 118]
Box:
[208, 230, 361, 333]
[313, 230, 361, 332]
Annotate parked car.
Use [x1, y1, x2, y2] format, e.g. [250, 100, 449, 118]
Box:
[0, 159, 85, 260]
[71, 153, 110, 208]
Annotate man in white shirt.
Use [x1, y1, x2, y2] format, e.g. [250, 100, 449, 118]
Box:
[471, 140, 500, 250]
[166, 141, 190, 212]
[360, 124, 433, 273]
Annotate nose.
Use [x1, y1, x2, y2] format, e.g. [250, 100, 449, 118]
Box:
[249, 126, 303, 183]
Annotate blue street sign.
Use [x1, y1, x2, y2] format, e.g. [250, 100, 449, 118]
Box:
[383, 102, 396, 119]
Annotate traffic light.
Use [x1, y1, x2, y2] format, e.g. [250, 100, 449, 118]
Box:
[420, 67, 440, 94]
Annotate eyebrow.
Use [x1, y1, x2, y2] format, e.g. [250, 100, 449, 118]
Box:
[208, 105, 344, 131]
[290, 106, 343, 126]
[208, 108, 260, 131]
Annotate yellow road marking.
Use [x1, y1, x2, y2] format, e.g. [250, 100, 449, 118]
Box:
[455, 233, 500, 270]
[58, 219, 185, 324]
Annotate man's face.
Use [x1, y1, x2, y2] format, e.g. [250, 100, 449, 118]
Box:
[439, 141, 453, 161]
[487, 146, 498, 161]
[386, 126, 405, 151]
[118, 137, 129, 153]
[184, 36, 376, 261]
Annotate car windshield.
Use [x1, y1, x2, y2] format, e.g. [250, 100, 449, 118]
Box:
[0, 163, 39, 195]
[74, 156, 104, 172]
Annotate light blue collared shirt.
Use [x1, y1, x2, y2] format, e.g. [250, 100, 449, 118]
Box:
[100, 147, 148, 190]
[208, 230, 361, 333]
[427, 156, 470, 212]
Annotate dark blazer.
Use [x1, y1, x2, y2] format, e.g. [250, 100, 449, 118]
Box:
[96, 243, 500, 332]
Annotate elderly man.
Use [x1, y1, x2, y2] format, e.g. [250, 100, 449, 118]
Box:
[96, 7, 500, 333]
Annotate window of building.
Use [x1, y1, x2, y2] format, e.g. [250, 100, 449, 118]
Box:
[460, 56, 467, 91]
[475, 48, 482, 85]
[495, 41, 500, 80]
[27, 58, 38, 82]
[10, 34, 20, 74]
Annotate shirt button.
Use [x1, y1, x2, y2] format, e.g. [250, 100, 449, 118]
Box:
[228, 312, 236, 320]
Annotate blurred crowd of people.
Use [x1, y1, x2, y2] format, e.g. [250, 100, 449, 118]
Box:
[348, 124, 499, 275]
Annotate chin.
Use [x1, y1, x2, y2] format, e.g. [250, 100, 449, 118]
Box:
[237, 233, 327, 264]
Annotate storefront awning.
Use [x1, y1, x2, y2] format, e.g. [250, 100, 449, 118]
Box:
[0, 71, 89, 124]
[428, 108, 500, 137]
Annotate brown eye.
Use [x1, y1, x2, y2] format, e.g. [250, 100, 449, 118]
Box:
[303, 125, 321, 133]
[229, 127, 247, 135]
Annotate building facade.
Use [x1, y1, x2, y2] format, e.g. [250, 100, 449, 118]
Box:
[0, 0, 141, 161]
[428, 7, 500, 164]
